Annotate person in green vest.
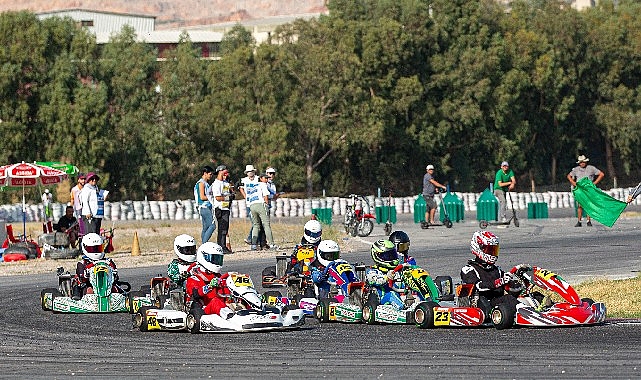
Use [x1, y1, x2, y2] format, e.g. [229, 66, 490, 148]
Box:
[493, 161, 516, 222]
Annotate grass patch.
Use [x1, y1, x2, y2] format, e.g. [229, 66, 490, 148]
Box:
[574, 274, 641, 318]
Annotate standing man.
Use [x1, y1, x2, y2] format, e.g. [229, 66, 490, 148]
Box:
[41, 189, 53, 221]
[493, 161, 516, 222]
[422, 164, 447, 225]
[211, 165, 234, 254]
[70, 174, 86, 235]
[247, 173, 278, 251]
[79, 172, 101, 234]
[238, 164, 259, 245]
[567, 155, 605, 227]
[265, 167, 280, 216]
[194, 165, 215, 243]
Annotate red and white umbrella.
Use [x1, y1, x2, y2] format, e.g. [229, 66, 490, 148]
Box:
[0, 161, 68, 236]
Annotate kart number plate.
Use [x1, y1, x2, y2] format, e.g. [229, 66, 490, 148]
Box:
[296, 247, 315, 261]
[410, 268, 429, 277]
[334, 263, 352, 275]
[329, 305, 336, 320]
[433, 308, 451, 326]
[146, 313, 161, 331]
[232, 274, 253, 287]
[535, 268, 556, 281]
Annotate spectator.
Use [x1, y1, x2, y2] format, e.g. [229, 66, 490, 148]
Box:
[211, 165, 234, 254]
[70, 174, 86, 235]
[194, 165, 215, 244]
[567, 155, 605, 227]
[265, 167, 280, 215]
[239, 164, 261, 245]
[248, 173, 278, 251]
[422, 164, 447, 225]
[56, 205, 78, 247]
[41, 189, 53, 220]
[493, 161, 516, 222]
[79, 172, 102, 234]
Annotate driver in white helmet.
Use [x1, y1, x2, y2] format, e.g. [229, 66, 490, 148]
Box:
[185, 242, 235, 319]
[310, 240, 342, 298]
[286, 219, 323, 275]
[72, 233, 119, 300]
[460, 231, 521, 316]
[167, 234, 198, 289]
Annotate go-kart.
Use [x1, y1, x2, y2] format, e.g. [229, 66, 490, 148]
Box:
[40, 261, 131, 313]
[261, 244, 316, 288]
[134, 272, 305, 333]
[488, 264, 607, 330]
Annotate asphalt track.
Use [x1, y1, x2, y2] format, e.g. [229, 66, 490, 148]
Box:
[1, 214, 640, 379]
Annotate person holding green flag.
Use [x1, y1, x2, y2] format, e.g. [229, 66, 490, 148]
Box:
[627, 183, 641, 204]
[567, 155, 605, 227]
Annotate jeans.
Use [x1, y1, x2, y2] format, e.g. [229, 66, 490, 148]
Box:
[200, 206, 216, 244]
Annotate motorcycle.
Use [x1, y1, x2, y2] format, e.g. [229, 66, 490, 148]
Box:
[40, 261, 131, 313]
[343, 194, 375, 237]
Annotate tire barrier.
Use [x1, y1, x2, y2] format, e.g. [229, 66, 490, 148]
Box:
[0, 188, 638, 223]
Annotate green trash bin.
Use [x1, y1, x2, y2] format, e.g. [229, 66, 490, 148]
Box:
[527, 202, 548, 219]
[414, 194, 426, 223]
[440, 192, 465, 222]
[476, 188, 498, 221]
[376, 205, 397, 224]
[311, 208, 332, 225]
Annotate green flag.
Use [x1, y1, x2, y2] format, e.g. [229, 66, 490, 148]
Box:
[572, 177, 627, 227]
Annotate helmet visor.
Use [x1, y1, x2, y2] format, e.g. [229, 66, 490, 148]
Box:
[482, 244, 499, 257]
[202, 252, 224, 266]
[379, 248, 398, 262]
[305, 229, 322, 239]
[321, 250, 340, 262]
[84, 244, 104, 254]
[178, 245, 197, 256]
[397, 242, 410, 252]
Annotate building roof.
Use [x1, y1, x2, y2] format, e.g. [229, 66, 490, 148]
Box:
[37, 8, 155, 19]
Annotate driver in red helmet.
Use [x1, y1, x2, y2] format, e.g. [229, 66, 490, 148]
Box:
[460, 231, 521, 317]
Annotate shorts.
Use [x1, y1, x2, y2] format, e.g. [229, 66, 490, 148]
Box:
[423, 195, 437, 210]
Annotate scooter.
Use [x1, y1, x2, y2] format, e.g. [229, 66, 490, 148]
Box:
[420, 189, 453, 229]
[479, 191, 519, 228]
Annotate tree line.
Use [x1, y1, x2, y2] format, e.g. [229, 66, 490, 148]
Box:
[1, 0, 640, 202]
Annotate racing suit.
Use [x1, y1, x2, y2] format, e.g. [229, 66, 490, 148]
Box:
[365, 265, 406, 309]
[167, 259, 196, 289]
[73, 256, 120, 299]
[185, 269, 230, 316]
[286, 239, 320, 275]
[460, 259, 520, 315]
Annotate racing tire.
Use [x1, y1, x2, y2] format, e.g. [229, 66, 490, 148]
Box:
[479, 220, 489, 229]
[349, 288, 364, 309]
[513, 218, 520, 228]
[135, 306, 153, 332]
[186, 308, 204, 334]
[315, 298, 333, 323]
[40, 288, 60, 311]
[357, 220, 374, 237]
[491, 303, 516, 330]
[362, 290, 380, 325]
[445, 219, 453, 228]
[261, 290, 283, 305]
[414, 301, 439, 329]
[581, 298, 595, 306]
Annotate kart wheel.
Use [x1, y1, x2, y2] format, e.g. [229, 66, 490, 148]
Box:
[414, 301, 438, 329]
[357, 220, 374, 237]
[513, 218, 520, 227]
[40, 288, 60, 311]
[491, 304, 515, 330]
[581, 298, 595, 306]
[362, 291, 379, 325]
[135, 306, 152, 332]
[479, 220, 489, 229]
[349, 288, 364, 309]
[186, 308, 203, 334]
[350, 224, 358, 237]
[445, 219, 453, 228]
[315, 298, 333, 323]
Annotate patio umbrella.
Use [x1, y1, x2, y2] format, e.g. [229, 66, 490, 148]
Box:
[36, 161, 79, 176]
[0, 161, 69, 237]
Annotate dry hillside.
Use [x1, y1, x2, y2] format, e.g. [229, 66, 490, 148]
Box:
[0, 0, 328, 29]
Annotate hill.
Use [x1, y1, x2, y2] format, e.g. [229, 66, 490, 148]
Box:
[0, 0, 328, 29]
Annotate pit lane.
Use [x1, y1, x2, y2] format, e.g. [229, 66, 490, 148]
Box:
[1, 215, 640, 378]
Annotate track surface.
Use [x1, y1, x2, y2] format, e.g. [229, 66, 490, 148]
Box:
[1, 216, 640, 379]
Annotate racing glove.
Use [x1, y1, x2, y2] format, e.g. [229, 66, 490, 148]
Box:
[209, 277, 221, 288]
[494, 272, 512, 288]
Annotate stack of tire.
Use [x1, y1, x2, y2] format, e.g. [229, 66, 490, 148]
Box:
[2, 241, 40, 262]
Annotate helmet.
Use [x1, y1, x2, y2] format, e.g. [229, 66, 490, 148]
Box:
[82, 233, 104, 261]
[370, 239, 399, 270]
[303, 219, 322, 244]
[196, 242, 225, 273]
[174, 234, 197, 263]
[316, 240, 340, 267]
[470, 230, 500, 265]
[388, 230, 410, 254]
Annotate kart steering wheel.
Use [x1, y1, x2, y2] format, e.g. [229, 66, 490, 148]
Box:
[509, 264, 533, 293]
[386, 263, 411, 292]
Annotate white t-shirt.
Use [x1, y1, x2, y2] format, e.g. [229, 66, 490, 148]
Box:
[211, 179, 232, 210]
[246, 181, 269, 206]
